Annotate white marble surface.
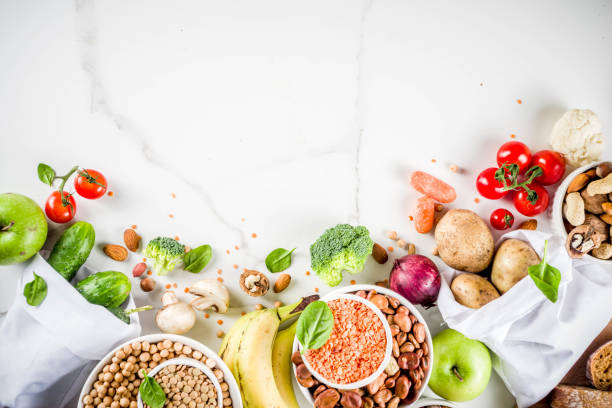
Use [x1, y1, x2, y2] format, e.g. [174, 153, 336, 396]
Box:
[1, 0, 612, 406]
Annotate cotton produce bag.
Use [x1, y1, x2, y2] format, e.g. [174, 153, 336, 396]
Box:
[437, 229, 612, 408]
[0, 254, 141, 408]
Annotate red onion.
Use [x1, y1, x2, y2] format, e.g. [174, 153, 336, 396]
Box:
[390, 254, 441, 307]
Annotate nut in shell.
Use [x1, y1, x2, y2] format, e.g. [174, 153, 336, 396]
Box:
[566, 225, 606, 258]
[240, 269, 269, 296]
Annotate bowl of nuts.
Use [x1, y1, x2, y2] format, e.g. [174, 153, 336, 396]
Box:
[292, 284, 433, 408]
[552, 161, 612, 264]
[78, 334, 241, 408]
[410, 397, 458, 408]
[137, 357, 223, 408]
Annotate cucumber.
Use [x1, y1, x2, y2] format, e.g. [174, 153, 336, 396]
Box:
[47, 221, 95, 281]
[76, 271, 131, 308]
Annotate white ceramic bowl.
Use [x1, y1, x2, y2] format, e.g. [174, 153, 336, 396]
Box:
[296, 293, 393, 390]
[137, 357, 223, 408]
[293, 284, 434, 407]
[551, 160, 612, 266]
[410, 397, 458, 407]
[77, 333, 242, 408]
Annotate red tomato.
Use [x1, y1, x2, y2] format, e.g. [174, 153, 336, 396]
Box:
[529, 150, 565, 185]
[476, 167, 509, 199]
[75, 169, 107, 199]
[513, 183, 549, 216]
[490, 208, 514, 230]
[45, 191, 77, 223]
[497, 141, 532, 174]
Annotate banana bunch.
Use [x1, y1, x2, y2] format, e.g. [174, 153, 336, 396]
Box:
[220, 296, 317, 408]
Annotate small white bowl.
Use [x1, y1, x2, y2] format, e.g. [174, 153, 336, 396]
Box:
[410, 397, 458, 407]
[137, 357, 223, 408]
[78, 334, 242, 408]
[296, 293, 393, 390]
[551, 160, 612, 266]
[293, 284, 433, 407]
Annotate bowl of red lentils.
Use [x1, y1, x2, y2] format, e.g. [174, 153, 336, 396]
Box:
[292, 284, 433, 408]
[78, 334, 241, 408]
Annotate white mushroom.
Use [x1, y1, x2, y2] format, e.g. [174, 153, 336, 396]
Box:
[188, 279, 230, 313]
[156, 291, 196, 334]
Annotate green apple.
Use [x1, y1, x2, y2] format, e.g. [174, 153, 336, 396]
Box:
[0, 193, 48, 265]
[429, 328, 492, 402]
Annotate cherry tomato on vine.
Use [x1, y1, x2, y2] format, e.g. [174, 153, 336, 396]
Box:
[529, 150, 565, 186]
[75, 169, 107, 199]
[490, 208, 514, 230]
[476, 167, 509, 199]
[497, 141, 532, 174]
[513, 183, 549, 216]
[45, 191, 76, 223]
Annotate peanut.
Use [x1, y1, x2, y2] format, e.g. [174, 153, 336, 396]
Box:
[563, 192, 585, 226]
[587, 173, 612, 196]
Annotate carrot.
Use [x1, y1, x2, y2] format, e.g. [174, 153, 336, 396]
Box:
[414, 196, 435, 233]
[410, 171, 456, 203]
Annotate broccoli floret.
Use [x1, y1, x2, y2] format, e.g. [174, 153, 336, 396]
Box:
[143, 236, 185, 275]
[310, 224, 374, 287]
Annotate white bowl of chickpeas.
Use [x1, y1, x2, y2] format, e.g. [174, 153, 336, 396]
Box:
[137, 357, 223, 408]
[78, 334, 241, 408]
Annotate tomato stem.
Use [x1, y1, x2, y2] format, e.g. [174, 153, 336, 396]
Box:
[78, 169, 106, 188]
[495, 163, 541, 204]
[56, 165, 79, 212]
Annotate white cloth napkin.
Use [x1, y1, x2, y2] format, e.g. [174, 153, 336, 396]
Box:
[437, 229, 612, 408]
[0, 254, 141, 408]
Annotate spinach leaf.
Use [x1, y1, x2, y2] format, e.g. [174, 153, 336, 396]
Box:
[139, 369, 166, 408]
[296, 300, 334, 351]
[265, 247, 295, 273]
[37, 163, 55, 186]
[183, 245, 212, 273]
[528, 240, 561, 303]
[24, 272, 48, 306]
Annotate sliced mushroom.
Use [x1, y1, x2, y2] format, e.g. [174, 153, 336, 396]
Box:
[156, 290, 196, 334]
[566, 225, 606, 259]
[581, 189, 607, 215]
[592, 243, 612, 260]
[189, 279, 230, 313]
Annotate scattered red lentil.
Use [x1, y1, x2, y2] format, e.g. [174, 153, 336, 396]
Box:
[409, 216, 414, 221]
[183, 288, 189, 293]
[234, 245, 239, 250]
[217, 330, 225, 338]
[306, 271, 311, 276]
[168, 214, 174, 218]
[233, 264, 238, 269]
[241, 218, 245, 222]
[431, 159, 437, 163]
[174, 236, 180, 241]
[217, 277, 224, 283]
[251, 233, 257, 238]
[304, 298, 386, 384]
[274, 301, 282, 308]
[517, 99, 522, 104]
[147, 270, 152, 275]
[217, 320, 223, 325]
[204, 313, 210, 319]
[241, 311, 247, 316]
[314, 288, 319, 293]
[387, 246, 394, 252]
[217, 269, 222, 275]
[171, 193, 176, 198]
[173, 283, 178, 288]
[131, 224, 137, 229]
[226, 249, 230, 254]
[510, 134, 516, 139]
[165, 284, 171, 289]
[142, 258, 147, 262]
[474, 198, 480, 203]
[107, 191, 114, 197]
[350, 280, 356, 285]
[449, 164, 459, 173]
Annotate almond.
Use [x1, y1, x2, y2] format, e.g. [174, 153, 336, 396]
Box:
[273, 273, 291, 293]
[372, 243, 388, 264]
[567, 173, 589, 193]
[601, 214, 612, 225]
[518, 219, 538, 230]
[124, 229, 141, 252]
[104, 244, 128, 261]
[585, 169, 597, 178]
[602, 202, 612, 215]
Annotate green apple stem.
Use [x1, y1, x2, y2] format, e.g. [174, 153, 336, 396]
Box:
[453, 366, 464, 382]
[0, 221, 14, 231]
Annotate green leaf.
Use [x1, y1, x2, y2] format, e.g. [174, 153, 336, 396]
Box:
[37, 163, 55, 186]
[139, 370, 166, 408]
[528, 240, 561, 303]
[23, 272, 48, 306]
[183, 244, 212, 273]
[296, 300, 334, 351]
[265, 247, 295, 273]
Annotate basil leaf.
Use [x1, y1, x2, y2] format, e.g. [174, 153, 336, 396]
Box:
[139, 370, 166, 408]
[183, 244, 212, 273]
[296, 300, 334, 351]
[265, 247, 295, 273]
[37, 163, 55, 186]
[24, 272, 48, 306]
[528, 240, 561, 303]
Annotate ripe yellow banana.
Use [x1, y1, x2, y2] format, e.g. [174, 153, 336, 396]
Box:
[272, 321, 300, 408]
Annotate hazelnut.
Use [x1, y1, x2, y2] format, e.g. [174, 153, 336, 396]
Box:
[140, 278, 156, 292]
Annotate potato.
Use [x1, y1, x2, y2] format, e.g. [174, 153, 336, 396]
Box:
[451, 273, 500, 309]
[434, 209, 495, 272]
[491, 239, 540, 293]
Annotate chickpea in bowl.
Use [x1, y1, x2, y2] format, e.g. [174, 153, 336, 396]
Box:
[552, 161, 612, 263]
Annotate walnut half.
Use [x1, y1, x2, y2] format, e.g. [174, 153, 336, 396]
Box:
[240, 269, 270, 297]
[566, 225, 606, 258]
